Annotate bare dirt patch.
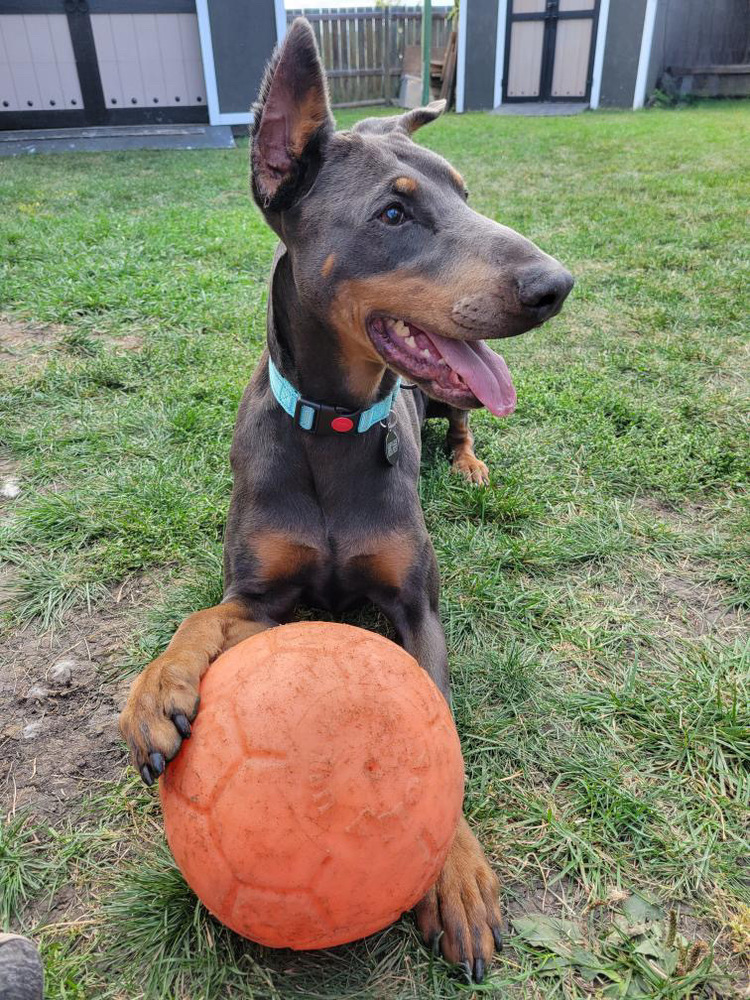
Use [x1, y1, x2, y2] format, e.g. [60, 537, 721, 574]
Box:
[655, 565, 746, 639]
[0, 582, 150, 823]
[0, 317, 62, 371]
[504, 880, 747, 996]
[595, 563, 746, 646]
[0, 453, 22, 607]
[0, 316, 144, 373]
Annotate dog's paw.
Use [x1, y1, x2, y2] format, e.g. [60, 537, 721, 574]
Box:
[415, 817, 503, 983]
[452, 453, 490, 486]
[119, 658, 200, 786]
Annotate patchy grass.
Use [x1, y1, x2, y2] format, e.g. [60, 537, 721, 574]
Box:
[1, 102, 748, 998]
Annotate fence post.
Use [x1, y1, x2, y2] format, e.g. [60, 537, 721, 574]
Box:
[382, 5, 391, 104]
[421, 0, 432, 105]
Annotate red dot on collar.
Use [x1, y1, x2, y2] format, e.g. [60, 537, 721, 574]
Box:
[331, 416, 354, 433]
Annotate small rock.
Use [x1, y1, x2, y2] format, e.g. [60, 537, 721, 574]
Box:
[1, 477, 21, 500]
[92, 708, 121, 737]
[49, 659, 75, 686]
[26, 683, 49, 702]
[22, 720, 44, 739]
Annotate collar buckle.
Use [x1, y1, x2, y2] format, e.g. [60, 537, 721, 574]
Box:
[294, 397, 359, 435]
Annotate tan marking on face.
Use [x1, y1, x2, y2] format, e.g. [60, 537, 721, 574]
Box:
[253, 531, 319, 581]
[393, 176, 418, 195]
[347, 533, 416, 590]
[330, 267, 497, 342]
[449, 168, 465, 191]
[327, 264, 506, 402]
[321, 253, 336, 278]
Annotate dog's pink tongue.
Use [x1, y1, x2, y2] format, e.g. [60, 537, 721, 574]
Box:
[423, 332, 516, 417]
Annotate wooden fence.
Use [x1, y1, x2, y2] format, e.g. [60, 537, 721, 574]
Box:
[653, 0, 750, 71]
[286, 6, 452, 107]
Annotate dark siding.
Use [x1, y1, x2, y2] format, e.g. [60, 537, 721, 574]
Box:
[464, 0, 499, 110]
[209, 0, 278, 116]
[599, 0, 647, 107]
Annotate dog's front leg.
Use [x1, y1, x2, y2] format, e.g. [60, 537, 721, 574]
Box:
[447, 408, 489, 486]
[119, 599, 269, 785]
[379, 573, 503, 983]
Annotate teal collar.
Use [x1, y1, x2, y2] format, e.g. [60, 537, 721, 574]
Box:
[268, 356, 400, 435]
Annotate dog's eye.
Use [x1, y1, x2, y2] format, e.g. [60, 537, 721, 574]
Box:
[380, 203, 407, 226]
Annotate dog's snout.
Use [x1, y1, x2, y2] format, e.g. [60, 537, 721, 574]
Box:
[517, 266, 574, 321]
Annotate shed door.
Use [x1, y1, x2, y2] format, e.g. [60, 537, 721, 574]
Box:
[0, 0, 208, 131]
[504, 0, 599, 102]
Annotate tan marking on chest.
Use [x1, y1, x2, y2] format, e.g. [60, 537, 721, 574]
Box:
[253, 531, 320, 581]
[321, 252, 336, 278]
[347, 533, 416, 590]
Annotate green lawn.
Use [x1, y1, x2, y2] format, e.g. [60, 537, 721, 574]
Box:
[1, 103, 748, 999]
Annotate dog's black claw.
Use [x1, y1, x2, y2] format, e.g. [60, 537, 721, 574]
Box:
[173, 713, 191, 738]
[473, 958, 485, 984]
[149, 752, 165, 776]
[459, 961, 472, 984]
[492, 926, 504, 952]
[430, 933, 441, 957]
[140, 765, 154, 787]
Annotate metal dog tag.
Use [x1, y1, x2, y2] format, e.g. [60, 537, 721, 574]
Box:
[383, 416, 399, 466]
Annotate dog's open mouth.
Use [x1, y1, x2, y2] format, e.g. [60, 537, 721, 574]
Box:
[366, 316, 516, 417]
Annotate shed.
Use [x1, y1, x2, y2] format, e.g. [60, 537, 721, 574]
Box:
[0, 0, 284, 133]
[457, 0, 750, 110]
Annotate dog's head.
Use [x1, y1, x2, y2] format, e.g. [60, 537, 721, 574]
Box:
[251, 18, 573, 414]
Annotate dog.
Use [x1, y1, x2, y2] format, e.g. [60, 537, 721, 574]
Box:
[120, 18, 573, 983]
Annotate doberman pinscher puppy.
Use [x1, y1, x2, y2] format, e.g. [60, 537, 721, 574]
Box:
[120, 18, 573, 983]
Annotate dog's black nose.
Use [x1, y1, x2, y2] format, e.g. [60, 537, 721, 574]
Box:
[518, 266, 574, 321]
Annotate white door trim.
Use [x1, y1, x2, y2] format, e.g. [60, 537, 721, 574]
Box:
[633, 0, 658, 109]
[493, 0, 509, 108]
[195, 0, 221, 125]
[589, 0, 610, 109]
[195, 0, 285, 126]
[456, 0, 468, 112]
[274, 0, 286, 47]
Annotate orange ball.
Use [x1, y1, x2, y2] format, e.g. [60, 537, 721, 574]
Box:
[160, 621, 464, 950]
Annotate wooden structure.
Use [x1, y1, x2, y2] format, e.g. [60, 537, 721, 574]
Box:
[286, 5, 451, 108]
[649, 0, 750, 99]
[0, 0, 209, 130]
[401, 32, 458, 104]
[0, 0, 284, 133]
[460, 0, 750, 111]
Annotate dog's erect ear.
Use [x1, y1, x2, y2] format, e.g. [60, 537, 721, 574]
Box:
[251, 18, 334, 210]
[353, 99, 447, 138]
[398, 99, 447, 135]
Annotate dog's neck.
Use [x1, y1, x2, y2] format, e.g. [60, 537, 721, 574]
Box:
[267, 249, 395, 411]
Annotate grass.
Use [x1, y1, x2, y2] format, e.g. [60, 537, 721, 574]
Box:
[1, 101, 749, 998]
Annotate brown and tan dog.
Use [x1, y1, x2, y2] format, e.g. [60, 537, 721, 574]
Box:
[120, 18, 572, 983]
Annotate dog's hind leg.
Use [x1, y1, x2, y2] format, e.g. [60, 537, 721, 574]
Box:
[119, 599, 270, 785]
[446, 408, 489, 485]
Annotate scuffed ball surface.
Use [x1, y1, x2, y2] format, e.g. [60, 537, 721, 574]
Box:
[160, 621, 464, 950]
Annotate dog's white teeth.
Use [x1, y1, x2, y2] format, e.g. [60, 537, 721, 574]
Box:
[437, 358, 447, 366]
[392, 320, 409, 338]
[405, 336, 417, 348]
[421, 349, 431, 358]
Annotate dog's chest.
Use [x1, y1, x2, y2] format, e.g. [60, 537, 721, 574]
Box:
[250, 510, 418, 609]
